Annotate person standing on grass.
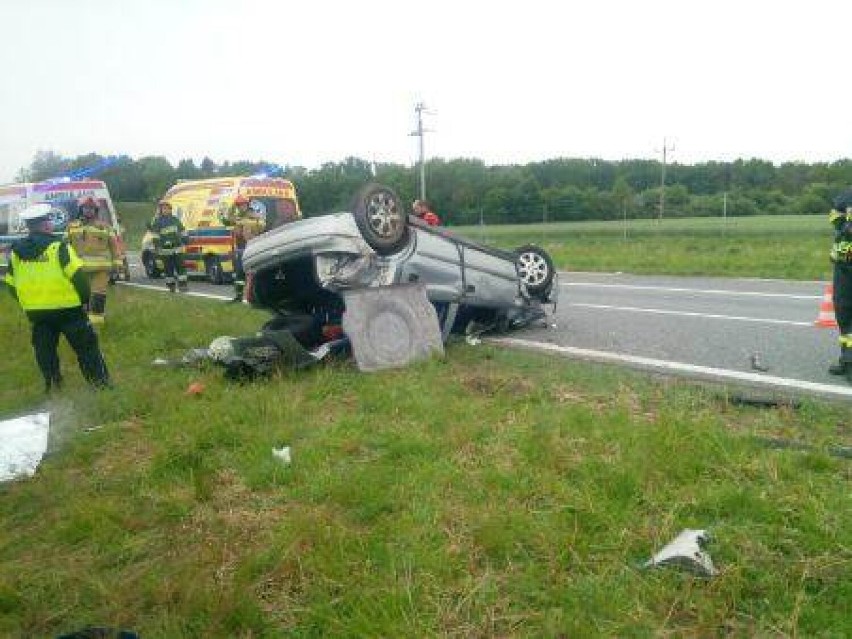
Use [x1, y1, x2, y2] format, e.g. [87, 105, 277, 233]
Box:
[828, 190, 852, 381]
[412, 199, 441, 226]
[148, 200, 189, 293]
[3, 204, 111, 392]
[66, 196, 122, 325]
[221, 194, 265, 303]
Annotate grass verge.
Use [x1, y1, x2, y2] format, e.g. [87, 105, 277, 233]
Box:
[0, 288, 850, 636]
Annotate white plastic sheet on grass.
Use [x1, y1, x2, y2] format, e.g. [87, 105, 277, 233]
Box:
[0, 412, 50, 482]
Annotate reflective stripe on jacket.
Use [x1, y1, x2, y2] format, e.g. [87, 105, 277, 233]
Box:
[149, 214, 187, 253]
[5, 241, 83, 310]
[66, 221, 116, 270]
[232, 216, 265, 248]
[830, 209, 852, 262]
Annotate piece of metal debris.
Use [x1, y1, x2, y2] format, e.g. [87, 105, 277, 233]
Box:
[643, 529, 717, 578]
[272, 446, 291, 464]
[342, 284, 443, 372]
[754, 436, 852, 460]
[749, 352, 769, 372]
[727, 394, 801, 409]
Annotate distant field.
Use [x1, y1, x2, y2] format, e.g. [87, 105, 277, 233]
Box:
[115, 205, 834, 281]
[455, 214, 832, 281]
[116, 201, 154, 248]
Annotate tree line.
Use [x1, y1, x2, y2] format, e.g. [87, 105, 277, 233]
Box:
[16, 150, 852, 225]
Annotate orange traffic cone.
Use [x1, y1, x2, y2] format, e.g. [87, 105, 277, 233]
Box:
[814, 284, 838, 328]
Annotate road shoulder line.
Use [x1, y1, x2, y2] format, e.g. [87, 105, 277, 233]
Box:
[490, 337, 852, 400]
[116, 281, 230, 301]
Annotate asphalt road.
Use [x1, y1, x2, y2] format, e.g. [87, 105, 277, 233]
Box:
[503, 272, 852, 401]
[121, 253, 852, 401]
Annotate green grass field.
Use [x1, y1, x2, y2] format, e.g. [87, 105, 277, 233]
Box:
[1, 288, 849, 636]
[116, 201, 834, 281]
[116, 202, 154, 249]
[455, 215, 833, 281]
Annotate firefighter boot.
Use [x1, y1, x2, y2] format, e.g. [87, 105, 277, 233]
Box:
[88, 292, 107, 325]
[167, 282, 176, 293]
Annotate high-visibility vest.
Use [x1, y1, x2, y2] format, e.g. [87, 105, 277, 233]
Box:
[5, 241, 83, 311]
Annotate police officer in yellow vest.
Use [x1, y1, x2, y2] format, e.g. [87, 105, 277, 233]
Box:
[4, 204, 111, 392]
[221, 194, 265, 302]
[66, 196, 122, 324]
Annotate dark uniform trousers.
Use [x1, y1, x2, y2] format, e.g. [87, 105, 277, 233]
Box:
[29, 306, 110, 390]
[834, 262, 852, 363]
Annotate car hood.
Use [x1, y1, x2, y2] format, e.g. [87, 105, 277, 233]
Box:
[243, 212, 372, 273]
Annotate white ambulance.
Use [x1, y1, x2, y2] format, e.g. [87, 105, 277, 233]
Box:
[0, 179, 129, 279]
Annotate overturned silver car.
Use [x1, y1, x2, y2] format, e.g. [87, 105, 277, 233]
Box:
[242, 184, 557, 353]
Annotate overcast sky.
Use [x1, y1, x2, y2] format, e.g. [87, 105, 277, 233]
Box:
[1, 0, 850, 183]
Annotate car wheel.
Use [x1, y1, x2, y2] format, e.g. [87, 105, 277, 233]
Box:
[350, 183, 409, 255]
[205, 255, 225, 285]
[142, 251, 161, 279]
[515, 244, 555, 299]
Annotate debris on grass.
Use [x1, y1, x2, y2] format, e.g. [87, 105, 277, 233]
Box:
[185, 381, 205, 397]
[643, 529, 718, 578]
[754, 436, 852, 460]
[272, 446, 292, 465]
[0, 412, 50, 482]
[342, 284, 444, 372]
[724, 392, 802, 410]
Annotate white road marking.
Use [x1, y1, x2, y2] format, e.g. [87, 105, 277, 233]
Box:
[561, 282, 821, 300]
[490, 337, 852, 400]
[116, 281, 230, 301]
[568, 302, 814, 327]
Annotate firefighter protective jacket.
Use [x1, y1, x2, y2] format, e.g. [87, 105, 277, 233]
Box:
[222, 208, 265, 249]
[148, 213, 188, 254]
[66, 219, 120, 270]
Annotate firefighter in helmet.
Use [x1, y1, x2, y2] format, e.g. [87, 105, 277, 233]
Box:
[147, 200, 189, 292]
[4, 204, 111, 391]
[65, 196, 122, 324]
[221, 194, 265, 302]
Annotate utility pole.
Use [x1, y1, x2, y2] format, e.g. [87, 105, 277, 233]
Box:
[657, 138, 675, 221]
[410, 102, 431, 201]
[414, 102, 427, 201]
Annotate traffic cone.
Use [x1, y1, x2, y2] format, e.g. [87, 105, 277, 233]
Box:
[814, 284, 838, 328]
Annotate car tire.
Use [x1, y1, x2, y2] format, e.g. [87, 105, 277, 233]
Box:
[350, 183, 409, 255]
[515, 244, 555, 299]
[205, 255, 225, 285]
[142, 251, 161, 279]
